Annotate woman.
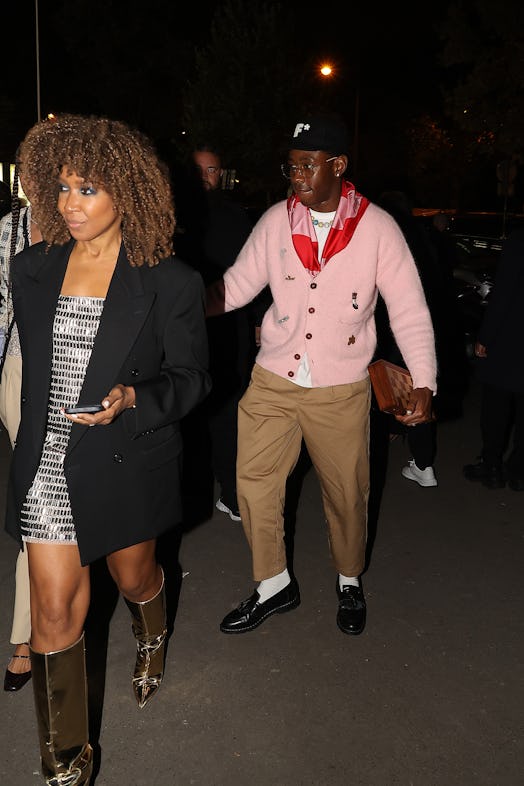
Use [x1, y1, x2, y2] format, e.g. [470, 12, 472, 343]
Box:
[0, 153, 42, 691]
[5, 113, 211, 785]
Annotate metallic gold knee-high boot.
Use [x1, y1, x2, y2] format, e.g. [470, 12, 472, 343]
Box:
[124, 572, 167, 709]
[30, 633, 93, 786]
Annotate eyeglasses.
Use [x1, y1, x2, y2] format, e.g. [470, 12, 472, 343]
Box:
[197, 166, 220, 175]
[280, 157, 337, 180]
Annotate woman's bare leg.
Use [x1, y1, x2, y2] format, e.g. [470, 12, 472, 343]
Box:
[106, 538, 161, 599]
[6, 643, 31, 674]
[6, 549, 31, 678]
[107, 539, 166, 709]
[27, 542, 90, 653]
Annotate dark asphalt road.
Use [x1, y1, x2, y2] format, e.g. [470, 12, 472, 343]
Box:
[1, 376, 523, 786]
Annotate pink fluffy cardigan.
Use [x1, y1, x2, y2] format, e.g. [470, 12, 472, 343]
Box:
[223, 200, 437, 391]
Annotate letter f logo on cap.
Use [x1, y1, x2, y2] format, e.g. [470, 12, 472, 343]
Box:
[293, 122, 310, 138]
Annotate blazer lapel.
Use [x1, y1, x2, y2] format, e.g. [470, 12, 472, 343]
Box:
[21, 242, 71, 447]
[66, 244, 155, 453]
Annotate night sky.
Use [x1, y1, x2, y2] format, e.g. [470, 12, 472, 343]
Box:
[4, 1, 446, 155]
[10, 1, 504, 209]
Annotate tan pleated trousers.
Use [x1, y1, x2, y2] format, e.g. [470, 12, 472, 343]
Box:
[236, 364, 370, 582]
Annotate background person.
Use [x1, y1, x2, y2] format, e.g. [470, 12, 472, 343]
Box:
[0, 179, 12, 220]
[0, 151, 43, 691]
[206, 114, 436, 638]
[5, 113, 210, 785]
[374, 190, 468, 487]
[176, 143, 254, 522]
[463, 227, 524, 490]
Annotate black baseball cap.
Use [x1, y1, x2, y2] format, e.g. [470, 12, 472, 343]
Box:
[289, 115, 349, 154]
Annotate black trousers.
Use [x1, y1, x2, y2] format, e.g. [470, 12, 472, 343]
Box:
[208, 389, 241, 509]
[376, 412, 436, 470]
[480, 383, 524, 475]
[406, 420, 436, 470]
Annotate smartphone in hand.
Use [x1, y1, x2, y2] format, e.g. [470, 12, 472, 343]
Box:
[64, 404, 104, 414]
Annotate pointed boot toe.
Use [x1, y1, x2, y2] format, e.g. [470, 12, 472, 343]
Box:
[133, 673, 162, 709]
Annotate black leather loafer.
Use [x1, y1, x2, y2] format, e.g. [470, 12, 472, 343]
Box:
[336, 580, 366, 635]
[4, 666, 32, 692]
[220, 578, 300, 634]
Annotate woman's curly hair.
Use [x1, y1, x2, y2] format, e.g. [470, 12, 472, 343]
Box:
[19, 113, 175, 267]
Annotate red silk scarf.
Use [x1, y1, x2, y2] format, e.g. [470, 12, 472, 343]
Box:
[287, 180, 370, 274]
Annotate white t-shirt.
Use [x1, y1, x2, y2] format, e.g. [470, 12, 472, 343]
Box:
[293, 210, 336, 387]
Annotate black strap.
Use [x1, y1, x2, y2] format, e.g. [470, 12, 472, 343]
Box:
[22, 208, 30, 249]
[0, 316, 14, 379]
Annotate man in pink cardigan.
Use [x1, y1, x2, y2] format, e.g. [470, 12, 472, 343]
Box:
[207, 114, 436, 636]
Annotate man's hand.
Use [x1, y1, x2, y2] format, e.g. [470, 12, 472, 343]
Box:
[395, 386, 434, 425]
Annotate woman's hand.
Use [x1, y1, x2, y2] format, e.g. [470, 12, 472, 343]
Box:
[394, 386, 434, 426]
[62, 384, 136, 426]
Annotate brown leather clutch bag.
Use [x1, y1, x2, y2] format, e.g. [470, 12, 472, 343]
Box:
[368, 359, 413, 415]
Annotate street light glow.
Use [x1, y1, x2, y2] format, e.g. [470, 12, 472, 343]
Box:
[320, 64, 333, 77]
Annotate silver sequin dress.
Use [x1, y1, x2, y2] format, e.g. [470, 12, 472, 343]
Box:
[21, 295, 105, 543]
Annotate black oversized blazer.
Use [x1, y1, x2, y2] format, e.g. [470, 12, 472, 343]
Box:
[5, 239, 211, 565]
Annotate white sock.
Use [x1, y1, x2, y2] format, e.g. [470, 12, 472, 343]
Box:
[339, 574, 359, 591]
[257, 568, 290, 603]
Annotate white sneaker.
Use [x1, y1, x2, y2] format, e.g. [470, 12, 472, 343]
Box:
[401, 459, 438, 487]
[215, 499, 242, 522]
